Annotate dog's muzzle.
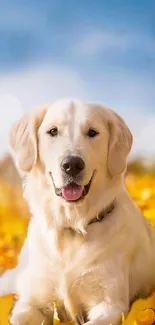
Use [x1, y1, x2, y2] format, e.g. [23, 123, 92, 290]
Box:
[50, 171, 95, 203]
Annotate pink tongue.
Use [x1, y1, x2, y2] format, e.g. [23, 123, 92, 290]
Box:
[62, 186, 83, 201]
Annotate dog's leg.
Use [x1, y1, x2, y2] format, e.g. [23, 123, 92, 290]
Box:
[10, 300, 50, 325]
[84, 300, 129, 325]
[10, 293, 54, 325]
[9, 265, 61, 325]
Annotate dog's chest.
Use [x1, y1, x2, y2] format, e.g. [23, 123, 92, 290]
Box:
[46, 224, 117, 276]
[54, 228, 85, 265]
[45, 224, 133, 318]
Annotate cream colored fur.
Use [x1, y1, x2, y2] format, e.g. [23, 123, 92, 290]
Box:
[1, 99, 155, 325]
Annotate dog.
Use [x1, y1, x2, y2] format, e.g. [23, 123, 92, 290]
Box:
[1, 99, 155, 325]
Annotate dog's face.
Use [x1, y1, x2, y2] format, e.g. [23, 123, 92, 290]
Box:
[38, 100, 110, 202]
[10, 99, 132, 204]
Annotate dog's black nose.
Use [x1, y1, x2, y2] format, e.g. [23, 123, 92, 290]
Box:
[61, 156, 85, 176]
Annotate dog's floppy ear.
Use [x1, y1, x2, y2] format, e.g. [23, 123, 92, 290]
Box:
[107, 110, 133, 176]
[9, 107, 47, 172]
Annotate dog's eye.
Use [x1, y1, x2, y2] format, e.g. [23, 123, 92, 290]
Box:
[88, 128, 98, 138]
[48, 127, 58, 136]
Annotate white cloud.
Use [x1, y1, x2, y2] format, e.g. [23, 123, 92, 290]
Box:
[0, 63, 154, 161]
[0, 64, 87, 110]
[73, 30, 127, 55]
[0, 95, 23, 155]
[131, 116, 155, 160]
[73, 29, 155, 56]
[88, 69, 154, 114]
[121, 112, 155, 160]
[0, 64, 88, 156]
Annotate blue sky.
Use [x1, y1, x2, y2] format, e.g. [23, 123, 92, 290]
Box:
[0, 0, 155, 157]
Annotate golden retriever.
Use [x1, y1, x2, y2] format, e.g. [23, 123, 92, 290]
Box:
[1, 99, 155, 325]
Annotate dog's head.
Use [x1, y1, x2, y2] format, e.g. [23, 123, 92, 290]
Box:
[10, 99, 132, 204]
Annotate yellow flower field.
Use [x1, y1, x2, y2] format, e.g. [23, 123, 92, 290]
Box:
[1, 174, 155, 325]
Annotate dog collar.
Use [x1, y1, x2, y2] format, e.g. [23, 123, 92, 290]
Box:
[88, 200, 115, 226]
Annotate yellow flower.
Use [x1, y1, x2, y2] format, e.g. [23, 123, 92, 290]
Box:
[1, 175, 155, 325]
[136, 308, 155, 325]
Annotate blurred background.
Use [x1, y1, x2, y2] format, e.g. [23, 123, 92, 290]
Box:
[0, 0, 155, 162]
[0, 1, 155, 324]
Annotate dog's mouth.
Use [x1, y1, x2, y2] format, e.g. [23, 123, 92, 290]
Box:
[50, 172, 95, 203]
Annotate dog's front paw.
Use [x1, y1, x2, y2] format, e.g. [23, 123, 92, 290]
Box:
[10, 312, 29, 325]
[10, 302, 45, 325]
